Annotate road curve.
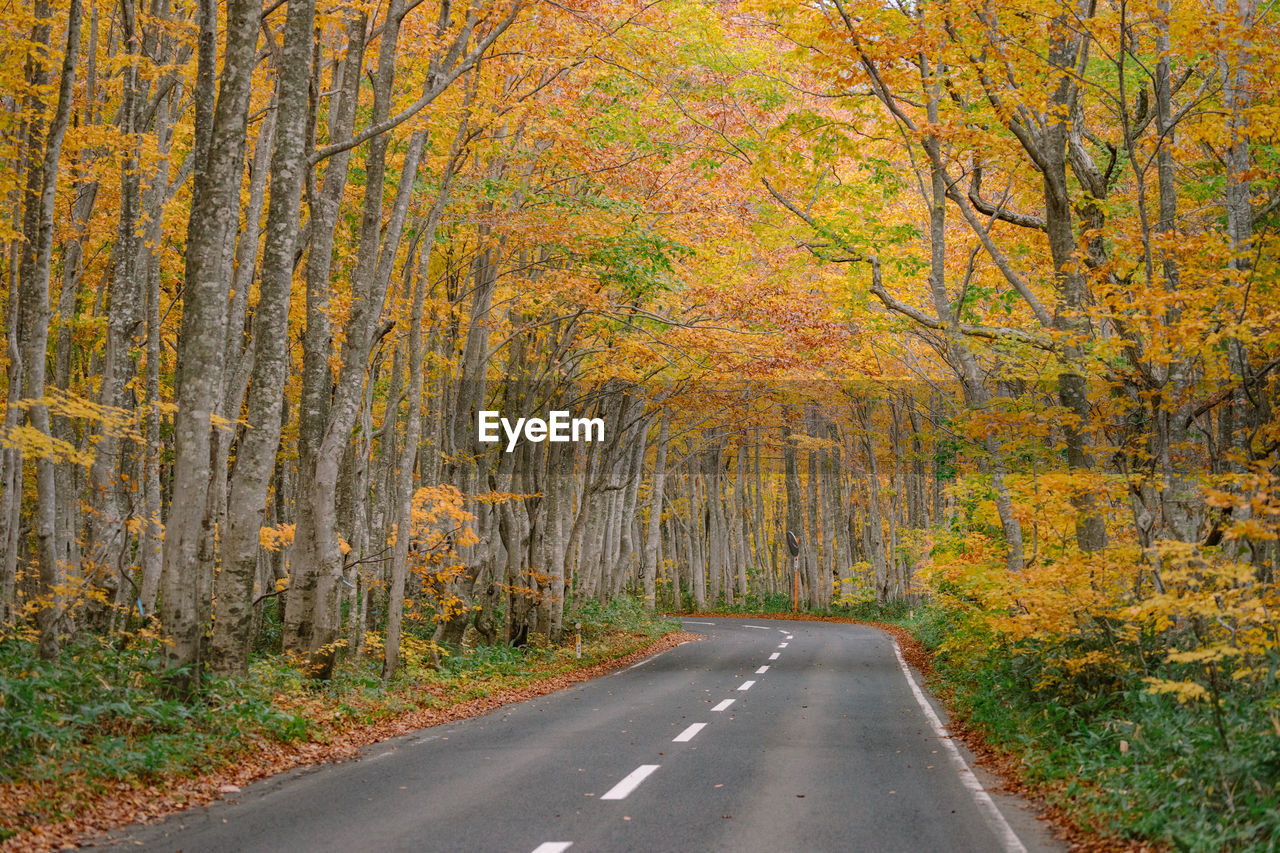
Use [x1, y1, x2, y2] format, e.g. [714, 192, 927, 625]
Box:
[92, 619, 1062, 853]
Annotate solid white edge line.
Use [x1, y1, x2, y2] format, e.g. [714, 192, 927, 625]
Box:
[892, 641, 1027, 853]
[624, 641, 688, 672]
[711, 699, 735, 712]
[673, 722, 706, 742]
[531, 844, 573, 853]
[738, 679, 755, 691]
[755, 665, 769, 674]
[769, 652, 780, 660]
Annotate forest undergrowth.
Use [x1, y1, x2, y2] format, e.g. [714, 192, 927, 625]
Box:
[897, 596, 1280, 853]
[0, 598, 681, 848]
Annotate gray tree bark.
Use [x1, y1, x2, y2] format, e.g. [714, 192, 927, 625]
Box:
[160, 0, 259, 690]
[642, 417, 668, 608]
[17, 0, 82, 658]
[211, 0, 317, 675]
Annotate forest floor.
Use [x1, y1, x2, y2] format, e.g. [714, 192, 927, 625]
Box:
[0, 607, 689, 851]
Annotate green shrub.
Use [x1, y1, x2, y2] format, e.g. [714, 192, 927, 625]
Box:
[0, 634, 306, 793]
[892, 600, 1280, 852]
[566, 594, 677, 639]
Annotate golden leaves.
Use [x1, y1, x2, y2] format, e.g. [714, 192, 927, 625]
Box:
[259, 524, 296, 552]
[0, 389, 148, 468]
[1141, 678, 1210, 703]
[0, 423, 93, 467]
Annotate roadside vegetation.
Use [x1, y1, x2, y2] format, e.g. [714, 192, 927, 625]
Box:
[896, 596, 1280, 853]
[0, 598, 679, 845]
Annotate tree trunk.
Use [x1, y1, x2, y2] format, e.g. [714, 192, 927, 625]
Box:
[211, 0, 316, 675]
[642, 417, 668, 608]
[18, 0, 83, 657]
[782, 420, 804, 609]
[286, 12, 365, 658]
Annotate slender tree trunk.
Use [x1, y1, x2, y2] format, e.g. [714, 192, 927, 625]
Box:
[286, 12, 365, 657]
[211, 0, 317, 675]
[734, 447, 749, 602]
[18, 0, 82, 658]
[782, 420, 804, 609]
[853, 401, 889, 604]
[690, 465, 706, 609]
[160, 0, 259, 689]
[384, 133, 459, 678]
[137, 83, 177, 618]
[642, 417, 668, 608]
[916, 74, 1025, 571]
[804, 417, 822, 609]
[51, 168, 94, 622]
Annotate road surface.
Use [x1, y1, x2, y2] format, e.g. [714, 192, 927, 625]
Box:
[94, 618, 1062, 852]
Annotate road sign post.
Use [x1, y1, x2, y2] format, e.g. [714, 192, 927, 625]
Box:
[792, 558, 798, 612]
[786, 530, 801, 612]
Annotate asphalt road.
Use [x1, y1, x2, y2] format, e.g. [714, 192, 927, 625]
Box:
[94, 618, 1063, 853]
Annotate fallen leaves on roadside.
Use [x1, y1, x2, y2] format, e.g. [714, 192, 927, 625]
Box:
[1, 631, 698, 852]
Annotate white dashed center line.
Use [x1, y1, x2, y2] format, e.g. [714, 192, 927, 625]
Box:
[755, 665, 769, 674]
[712, 699, 735, 712]
[531, 844, 573, 853]
[673, 723, 706, 742]
[683, 621, 715, 625]
[769, 652, 780, 660]
[744, 625, 770, 630]
[778, 643, 788, 648]
[738, 680, 756, 691]
[601, 764, 660, 800]
[785, 635, 793, 640]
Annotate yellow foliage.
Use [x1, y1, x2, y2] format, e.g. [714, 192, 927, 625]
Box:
[1166, 646, 1242, 665]
[259, 524, 296, 551]
[0, 424, 94, 467]
[1142, 678, 1210, 704]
